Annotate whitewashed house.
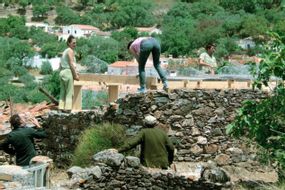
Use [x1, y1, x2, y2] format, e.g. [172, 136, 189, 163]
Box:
[25, 22, 49, 32]
[62, 24, 100, 38]
[237, 37, 256, 50]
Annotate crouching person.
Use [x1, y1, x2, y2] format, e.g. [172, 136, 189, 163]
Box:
[118, 116, 174, 169]
[0, 114, 47, 166]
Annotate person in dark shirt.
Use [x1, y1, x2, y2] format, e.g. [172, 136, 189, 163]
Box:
[0, 114, 47, 166]
[118, 116, 174, 169]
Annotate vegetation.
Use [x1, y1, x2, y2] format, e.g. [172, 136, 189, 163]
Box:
[82, 90, 108, 109]
[0, 1, 284, 105]
[227, 32, 285, 177]
[72, 123, 127, 167]
[40, 61, 53, 75]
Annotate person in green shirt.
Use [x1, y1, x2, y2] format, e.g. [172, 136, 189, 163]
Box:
[118, 116, 174, 169]
[0, 114, 47, 166]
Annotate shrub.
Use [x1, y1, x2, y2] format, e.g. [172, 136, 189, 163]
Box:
[40, 61, 53, 75]
[82, 90, 108, 109]
[72, 123, 127, 167]
[227, 32, 285, 176]
[42, 71, 60, 99]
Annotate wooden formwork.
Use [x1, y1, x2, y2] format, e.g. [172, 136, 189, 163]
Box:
[72, 74, 278, 110]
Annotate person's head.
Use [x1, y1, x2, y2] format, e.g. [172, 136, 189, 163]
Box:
[67, 35, 76, 49]
[127, 40, 134, 51]
[144, 115, 157, 128]
[205, 43, 216, 55]
[9, 114, 24, 129]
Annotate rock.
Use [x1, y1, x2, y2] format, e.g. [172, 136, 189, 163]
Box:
[190, 145, 203, 155]
[212, 128, 223, 136]
[93, 149, 124, 167]
[223, 165, 279, 185]
[215, 154, 231, 166]
[191, 127, 200, 136]
[67, 166, 84, 178]
[126, 125, 143, 136]
[204, 144, 219, 154]
[125, 156, 140, 168]
[197, 136, 207, 145]
[202, 167, 230, 183]
[88, 166, 102, 179]
[214, 107, 225, 116]
[182, 119, 194, 127]
[226, 147, 243, 155]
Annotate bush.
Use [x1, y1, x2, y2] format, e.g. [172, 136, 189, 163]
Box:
[82, 90, 108, 109]
[42, 71, 60, 99]
[72, 123, 127, 167]
[227, 33, 285, 176]
[40, 61, 53, 75]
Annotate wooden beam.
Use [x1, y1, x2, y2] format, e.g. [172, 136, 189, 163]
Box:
[38, 87, 59, 105]
[73, 85, 82, 110]
[108, 84, 119, 103]
[183, 80, 188, 88]
[78, 74, 157, 89]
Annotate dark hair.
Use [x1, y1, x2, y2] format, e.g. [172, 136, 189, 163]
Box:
[205, 43, 216, 50]
[127, 40, 134, 50]
[67, 35, 75, 46]
[10, 114, 22, 129]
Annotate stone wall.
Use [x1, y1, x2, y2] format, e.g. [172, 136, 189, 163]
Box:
[40, 110, 104, 168]
[105, 89, 267, 164]
[1, 89, 268, 168]
[61, 149, 232, 190]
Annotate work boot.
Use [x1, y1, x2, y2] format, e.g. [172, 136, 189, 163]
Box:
[137, 87, 147, 93]
[163, 81, 169, 92]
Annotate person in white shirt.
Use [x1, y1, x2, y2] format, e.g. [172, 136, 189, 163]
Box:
[199, 43, 217, 75]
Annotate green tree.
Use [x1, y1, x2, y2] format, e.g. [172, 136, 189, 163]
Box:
[42, 70, 60, 99]
[41, 41, 65, 58]
[227, 33, 285, 173]
[110, 0, 155, 28]
[241, 15, 269, 39]
[40, 61, 53, 75]
[55, 6, 81, 25]
[32, 4, 50, 20]
[81, 55, 108, 73]
[77, 36, 119, 63]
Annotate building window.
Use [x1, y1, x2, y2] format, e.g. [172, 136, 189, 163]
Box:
[68, 30, 70, 34]
[75, 30, 77, 34]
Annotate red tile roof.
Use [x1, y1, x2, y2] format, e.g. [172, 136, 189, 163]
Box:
[110, 61, 155, 68]
[70, 24, 100, 31]
[109, 61, 137, 68]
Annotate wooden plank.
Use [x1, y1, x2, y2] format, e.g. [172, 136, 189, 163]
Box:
[108, 85, 119, 103]
[183, 80, 188, 88]
[74, 81, 100, 86]
[73, 86, 82, 110]
[0, 173, 13, 181]
[78, 74, 157, 89]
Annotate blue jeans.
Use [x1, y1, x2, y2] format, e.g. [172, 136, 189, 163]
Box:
[138, 38, 167, 88]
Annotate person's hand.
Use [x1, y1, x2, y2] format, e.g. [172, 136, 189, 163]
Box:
[28, 118, 41, 128]
[74, 74, 80, 81]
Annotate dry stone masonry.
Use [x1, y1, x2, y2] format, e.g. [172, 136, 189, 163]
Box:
[0, 89, 279, 189]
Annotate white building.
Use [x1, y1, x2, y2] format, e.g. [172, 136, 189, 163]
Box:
[237, 37, 256, 50]
[62, 24, 100, 38]
[25, 22, 49, 32]
[24, 54, 60, 71]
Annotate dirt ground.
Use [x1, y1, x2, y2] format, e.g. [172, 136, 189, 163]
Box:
[50, 168, 69, 188]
